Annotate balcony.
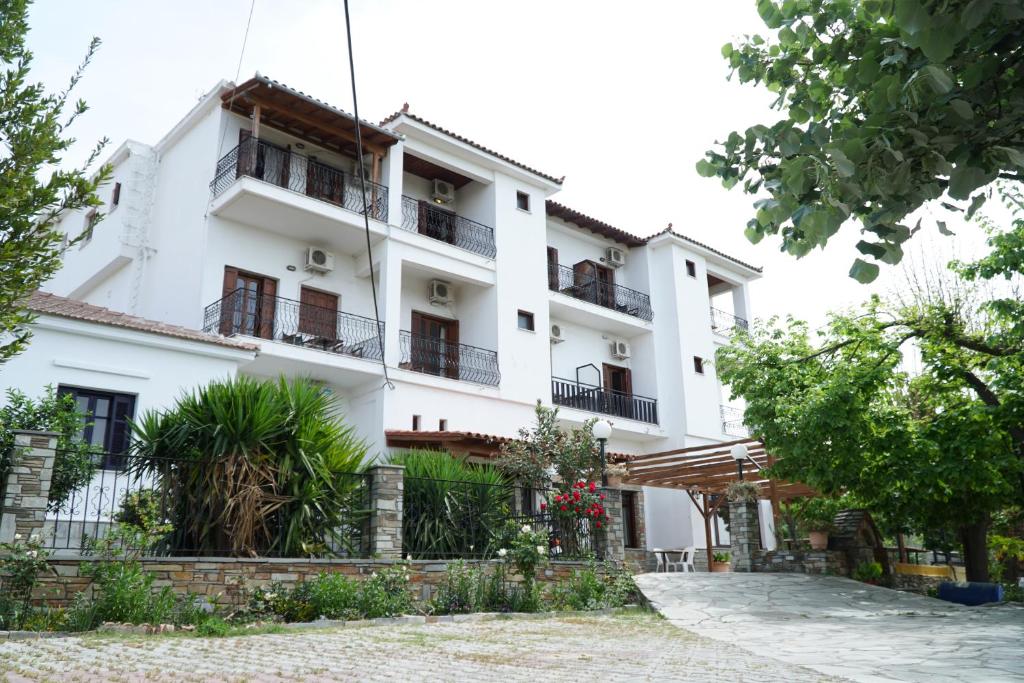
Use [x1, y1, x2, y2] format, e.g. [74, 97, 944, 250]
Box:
[710, 307, 749, 336]
[548, 263, 653, 322]
[551, 377, 658, 425]
[203, 289, 384, 361]
[721, 405, 750, 437]
[399, 196, 496, 259]
[398, 331, 500, 386]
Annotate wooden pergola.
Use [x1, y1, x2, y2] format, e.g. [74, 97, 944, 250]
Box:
[623, 437, 816, 570]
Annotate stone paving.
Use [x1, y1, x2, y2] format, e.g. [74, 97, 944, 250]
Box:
[635, 572, 1024, 683]
[0, 612, 838, 682]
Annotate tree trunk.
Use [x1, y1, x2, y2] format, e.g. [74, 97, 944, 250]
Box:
[959, 517, 990, 582]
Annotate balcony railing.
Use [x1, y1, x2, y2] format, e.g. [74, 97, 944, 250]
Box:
[710, 307, 749, 335]
[548, 263, 653, 321]
[720, 405, 750, 437]
[399, 196, 496, 258]
[210, 137, 389, 222]
[203, 289, 384, 361]
[399, 330, 500, 386]
[551, 377, 658, 424]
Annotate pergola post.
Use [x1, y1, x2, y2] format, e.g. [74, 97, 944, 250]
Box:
[252, 103, 261, 138]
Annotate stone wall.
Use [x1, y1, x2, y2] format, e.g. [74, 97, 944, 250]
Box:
[729, 500, 761, 572]
[752, 550, 848, 576]
[0, 431, 57, 544]
[35, 557, 608, 608]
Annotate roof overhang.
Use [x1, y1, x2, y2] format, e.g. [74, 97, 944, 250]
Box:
[646, 231, 763, 279]
[222, 75, 400, 157]
[545, 201, 646, 248]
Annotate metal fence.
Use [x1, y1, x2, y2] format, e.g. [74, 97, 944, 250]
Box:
[401, 477, 601, 560]
[399, 196, 496, 258]
[551, 377, 658, 424]
[710, 307, 749, 334]
[202, 289, 385, 361]
[45, 452, 371, 557]
[399, 331, 500, 386]
[548, 263, 653, 321]
[210, 136, 389, 222]
[720, 405, 749, 437]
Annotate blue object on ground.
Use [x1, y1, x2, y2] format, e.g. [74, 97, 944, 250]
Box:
[936, 581, 1004, 606]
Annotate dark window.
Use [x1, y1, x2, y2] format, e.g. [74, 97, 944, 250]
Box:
[520, 486, 536, 514]
[622, 490, 639, 548]
[516, 191, 530, 211]
[438, 418, 448, 431]
[517, 310, 535, 331]
[58, 386, 136, 470]
[685, 260, 696, 278]
[80, 209, 98, 246]
[412, 415, 421, 431]
[693, 356, 704, 374]
[111, 182, 122, 208]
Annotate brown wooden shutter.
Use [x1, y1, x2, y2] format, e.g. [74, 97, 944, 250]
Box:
[237, 129, 253, 179]
[299, 287, 339, 339]
[219, 266, 240, 335]
[547, 247, 559, 290]
[258, 277, 277, 340]
[444, 318, 460, 380]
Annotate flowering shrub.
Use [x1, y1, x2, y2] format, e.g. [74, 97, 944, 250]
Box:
[549, 560, 640, 611]
[429, 560, 483, 615]
[0, 534, 51, 630]
[548, 481, 609, 529]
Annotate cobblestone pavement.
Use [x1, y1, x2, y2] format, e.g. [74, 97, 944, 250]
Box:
[0, 612, 839, 682]
[635, 572, 1024, 683]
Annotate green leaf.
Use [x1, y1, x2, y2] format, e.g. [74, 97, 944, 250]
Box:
[829, 149, 856, 177]
[894, 0, 931, 35]
[721, 42, 734, 58]
[962, 0, 994, 29]
[948, 165, 992, 200]
[856, 240, 887, 259]
[992, 145, 1024, 169]
[936, 220, 954, 236]
[966, 193, 987, 219]
[695, 159, 718, 178]
[919, 28, 956, 63]
[920, 65, 953, 93]
[949, 99, 973, 120]
[849, 258, 880, 283]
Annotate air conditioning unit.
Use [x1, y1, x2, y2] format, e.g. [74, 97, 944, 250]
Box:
[431, 179, 455, 205]
[605, 247, 626, 268]
[303, 247, 335, 273]
[550, 324, 565, 344]
[352, 156, 373, 182]
[429, 279, 453, 305]
[610, 339, 631, 359]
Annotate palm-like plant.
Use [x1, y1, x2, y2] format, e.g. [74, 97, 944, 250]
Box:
[130, 376, 369, 557]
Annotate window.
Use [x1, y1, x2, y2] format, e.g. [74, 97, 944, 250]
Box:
[412, 415, 421, 431]
[111, 182, 122, 209]
[438, 418, 448, 431]
[516, 191, 530, 212]
[693, 356, 705, 374]
[58, 386, 136, 470]
[622, 490, 640, 548]
[517, 310, 535, 331]
[685, 260, 696, 278]
[79, 209, 98, 247]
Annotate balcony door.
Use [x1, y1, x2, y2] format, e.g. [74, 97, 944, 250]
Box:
[221, 266, 277, 339]
[573, 260, 615, 308]
[417, 201, 457, 245]
[299, 287, 339, 341]
[411, 311, 459, 379]
[602, 363, 633, 419]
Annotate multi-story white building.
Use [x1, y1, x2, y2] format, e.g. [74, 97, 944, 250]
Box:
[2, 75, 763, 554]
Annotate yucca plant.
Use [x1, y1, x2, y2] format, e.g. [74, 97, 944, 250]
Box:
[392, 449, 511, 559]
[130, 376, 370, 557]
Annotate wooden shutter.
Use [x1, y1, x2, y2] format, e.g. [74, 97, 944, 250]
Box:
[546, 247, 559, 290]
[237, 128, 253, 179]
[258, 277, 277, 340]
[299, 287, 339, 339]
[219, 266, 240, 335]
[444, 318, 460, 380]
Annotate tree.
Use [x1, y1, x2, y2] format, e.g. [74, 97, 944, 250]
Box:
[1, 0, 110, 362]
[717, 193, 1024, 580]
[496, 402, 601, 488]
[698, 0, 1024, 282]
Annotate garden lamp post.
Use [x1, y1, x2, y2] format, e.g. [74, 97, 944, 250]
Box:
[731, 443, 748, 481]
[593, 419, 612, 486]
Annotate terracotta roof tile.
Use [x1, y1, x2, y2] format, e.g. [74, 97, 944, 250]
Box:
[380, 110, 563, 185]
[27, 292, 258, 352]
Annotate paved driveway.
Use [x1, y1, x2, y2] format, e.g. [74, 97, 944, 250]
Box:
[0, 612, 837, 682]
[635, 572, 1024, 683]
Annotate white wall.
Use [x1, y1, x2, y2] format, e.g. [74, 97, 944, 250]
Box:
[545, 220, 647, 293]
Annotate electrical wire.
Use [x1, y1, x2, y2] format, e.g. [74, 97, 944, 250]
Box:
[343, 0, 394, 390]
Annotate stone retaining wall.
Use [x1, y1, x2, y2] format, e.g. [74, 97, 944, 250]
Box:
[34, 557, 608, 608]
[751, 549, 848, 575]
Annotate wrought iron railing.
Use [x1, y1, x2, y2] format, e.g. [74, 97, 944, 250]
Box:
[551, 377, 658, 424]
[399, 196, 496, 258]
[720, 405, 750, 437]
[398, 330, 500, 386]
[512, 510, 600, 561]
[548, 263, 653, 321]
[710, 307, 749, 335]
[203, 289, 384, 361]
[210, 137, 389, 222]
[46, 452, 371, 557]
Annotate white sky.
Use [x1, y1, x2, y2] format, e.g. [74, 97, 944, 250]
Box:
[28, 0, 993, 326]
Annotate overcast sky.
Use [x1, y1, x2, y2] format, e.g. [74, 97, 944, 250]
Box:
[28, 0, 992, 326]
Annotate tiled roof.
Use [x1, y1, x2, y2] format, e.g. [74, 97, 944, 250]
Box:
[380, 108, 564, 186]
[27, 292, 258, 351]
[385, 429, 635, 462]
[646, 226, 763, 274]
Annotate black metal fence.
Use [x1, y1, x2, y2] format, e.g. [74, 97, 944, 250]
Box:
[401, 477, 600, 560]
[720, 405, 749, 437]
[210, 137, 389, 222]
[399, 196, 496, 258]
[399, 330, 500, 386]
[710, 307, 749, 334]
[203, 289, 384, 361]
[548, 263, 653, 321]
[45, 452, 371, 557]
[551, 377, 658, 424]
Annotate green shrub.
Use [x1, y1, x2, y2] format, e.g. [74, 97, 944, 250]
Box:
[429, 561, 482, 615]
[852, 561, 884, 583]
[359, 564, 414, 618]
[791, 497, 843, 533]
[196, 617, 230, 637]
[549, 561, 639, 611]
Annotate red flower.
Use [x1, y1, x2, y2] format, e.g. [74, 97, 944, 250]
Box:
[589, 482, 596, 493]
[599, 494, 605, 500]
[596, 521, 602, 529]
[540, 502, 547, 511]
[560, 505, 568, 511]
[573, 491, 581, 501]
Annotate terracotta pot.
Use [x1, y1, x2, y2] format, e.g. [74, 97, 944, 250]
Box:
[710, 561, 731, 573]
[808, 530, 829, 551]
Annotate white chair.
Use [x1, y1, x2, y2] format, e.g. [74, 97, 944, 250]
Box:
[679, 546, 696, 573]
[654, 547, 695, 573]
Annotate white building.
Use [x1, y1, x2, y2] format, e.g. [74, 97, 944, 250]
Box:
[2, 76, 763, 555]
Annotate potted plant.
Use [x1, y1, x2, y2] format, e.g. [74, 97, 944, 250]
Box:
[794, 497, 839, 551]
[711, 551, 731, 572]
[725, 480, 759, 503]
[605, 462, 628, 487]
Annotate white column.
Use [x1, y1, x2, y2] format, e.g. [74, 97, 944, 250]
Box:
[382, 140, 404, 227]
[732, 283, 752, 323]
